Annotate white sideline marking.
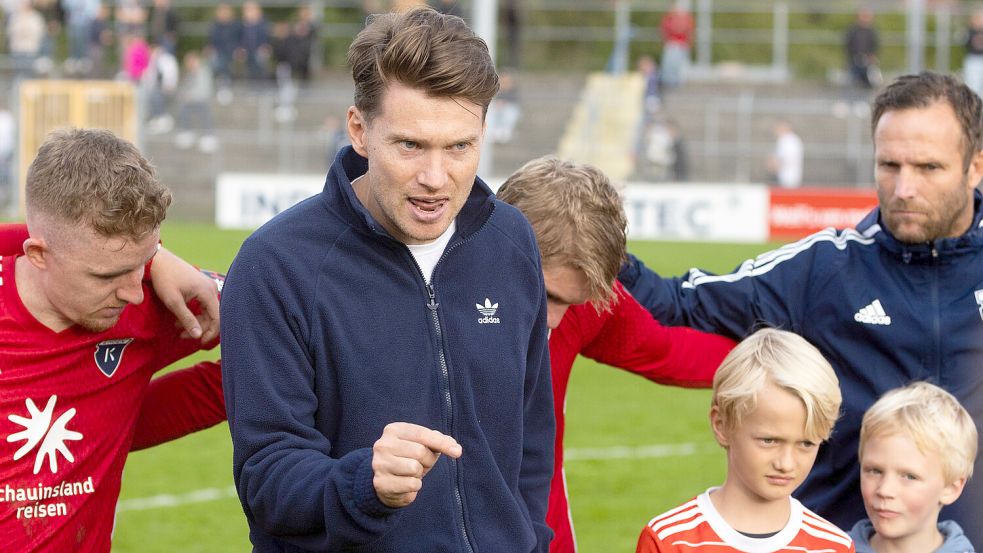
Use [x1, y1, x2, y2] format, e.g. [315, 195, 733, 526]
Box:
[117, 443, 713, 512]
[564, 442, 716, 461]
[117, 485, 238, 512]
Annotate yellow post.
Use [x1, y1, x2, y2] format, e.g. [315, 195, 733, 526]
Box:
[17, 80, 137, 216]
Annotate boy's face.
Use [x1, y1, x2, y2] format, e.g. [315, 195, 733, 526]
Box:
[859, 432, 965, 547]
[711, 382, 821, 505]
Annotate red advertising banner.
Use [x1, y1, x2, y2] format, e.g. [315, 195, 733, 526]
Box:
[769, 188, 878, 241]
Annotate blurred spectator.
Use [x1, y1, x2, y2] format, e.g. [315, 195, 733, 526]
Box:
[501, 0, 521, 68]
[147, 0, 179, 54]
[270, 21, 298, 122]
[120, 32, 150, 81]
[768, 120, 803, 188]
[142, 42, 179, 134]
[431, 0, 462, 18]
[667, 119, 687, 181]
[0, 103, 13, 209]
[62, 0, 99, 75]
[174, 50, 218, 153]
[207, 3, 240, 99]
[964, 8, 983, 98]
[319, 114, 349, 168]
[360, 0, 385, 17]
[292, 5, 318, 80]
[638, 54, 661, 117]
[487, 70, 521, 144]
[845, 8, 879, 89]
[239, 1, 270, 81]
[7, 0, 46, 79]
[637, 116, 675, 182]
[33, 0, 62, 76]
[114, 0, 145, 38]
[87, 3, 113, 78]
[659, 0, 694, 88]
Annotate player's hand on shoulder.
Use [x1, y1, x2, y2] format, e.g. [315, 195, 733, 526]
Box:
[150, 246, 221, 343]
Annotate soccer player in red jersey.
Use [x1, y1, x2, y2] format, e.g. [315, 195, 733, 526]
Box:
[497, 157, 736, 553]
[0, 129, 224, 552]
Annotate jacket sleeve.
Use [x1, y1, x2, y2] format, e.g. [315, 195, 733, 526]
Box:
[580, 283, 735, 387]
[522, 255, 556, 553]
[130, 360, 226, 451]
[220, 236, 399, 551]
[617, 244, 818, 340]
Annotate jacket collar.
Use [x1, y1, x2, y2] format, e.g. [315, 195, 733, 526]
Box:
[322, 146, 496, 245]
[856, 189, 983, 262]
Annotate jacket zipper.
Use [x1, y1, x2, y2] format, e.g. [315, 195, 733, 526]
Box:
[930, 246, 941, 381]
[408, 227, 483, 553]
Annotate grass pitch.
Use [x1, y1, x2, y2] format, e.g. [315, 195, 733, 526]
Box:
[112, 223, 776, 552]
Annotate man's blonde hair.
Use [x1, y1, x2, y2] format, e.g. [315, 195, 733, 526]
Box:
[497, 156, 627, 309]
[713, 328, 842, 443]
[25, 128, 170, 240]
[859, 381, 977, 484]
[347, 7, 499, 121]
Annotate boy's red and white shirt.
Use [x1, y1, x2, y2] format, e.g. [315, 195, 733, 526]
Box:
[0, 254, 214, 552]
[637, 487, 855, 553]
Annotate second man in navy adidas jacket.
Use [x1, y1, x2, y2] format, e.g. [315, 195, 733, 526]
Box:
[620, 71, 983, 545]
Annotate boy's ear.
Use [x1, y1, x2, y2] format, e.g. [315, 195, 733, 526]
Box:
[940, 476, 967, 506]
[709, 405, 730, 448]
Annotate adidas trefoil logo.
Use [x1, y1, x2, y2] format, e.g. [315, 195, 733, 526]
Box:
[476, 298, 500, 324]
[854, 299, 891, 325]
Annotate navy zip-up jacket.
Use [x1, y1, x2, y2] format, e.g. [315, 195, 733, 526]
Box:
[221, 147, 555, 552]
[619, 191, 983, 543]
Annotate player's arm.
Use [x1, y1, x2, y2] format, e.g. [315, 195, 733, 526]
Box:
[221, 234, 402, 549]
[130, 360, 225, 451]
[617, 241, 818, 339]
[149, 246, 221, 343]
[581, 282, 734, 387]
[0, 223, 28, 253]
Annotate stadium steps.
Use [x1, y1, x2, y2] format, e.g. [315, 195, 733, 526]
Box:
[144, 70, 584, 221]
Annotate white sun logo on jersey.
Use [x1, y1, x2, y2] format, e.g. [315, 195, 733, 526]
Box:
[7, 396, 83, 475]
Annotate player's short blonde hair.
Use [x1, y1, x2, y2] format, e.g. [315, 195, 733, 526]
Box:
[25, 128, 169, 241]
[497, 156, 626, 309]
[713, 328, 841, 443]
[859, 381, 977, 484]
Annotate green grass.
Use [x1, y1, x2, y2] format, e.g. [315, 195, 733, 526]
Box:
[112, 224, 777, 552]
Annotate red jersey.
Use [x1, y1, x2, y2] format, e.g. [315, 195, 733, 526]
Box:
[0, 254, 219, 552]
[636, 489, 855, 553]
[547, 282, 735, 553]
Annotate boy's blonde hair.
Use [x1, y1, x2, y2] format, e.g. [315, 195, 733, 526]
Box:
[859, 381, 977, 484]
[713, 328, 841, 443]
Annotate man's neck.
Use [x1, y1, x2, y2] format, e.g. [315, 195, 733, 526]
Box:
[14, 255, 71, 333]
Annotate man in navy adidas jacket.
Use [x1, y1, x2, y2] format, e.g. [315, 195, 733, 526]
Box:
[620, 71, 983, 545]
[220, 8, 553, 552]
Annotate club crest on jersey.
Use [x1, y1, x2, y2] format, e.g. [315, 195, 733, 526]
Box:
[93, 338, 133, 377]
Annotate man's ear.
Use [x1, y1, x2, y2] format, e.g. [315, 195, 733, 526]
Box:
[23, 237, 49, 270]
[347, 106, 369, 158]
